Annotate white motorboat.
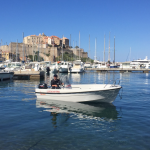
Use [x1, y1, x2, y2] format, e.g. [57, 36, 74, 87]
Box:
[35, 83, 121, 103]
[69, 60, 84, 73]
[0, 70, 14, 81]
[59, 61, 69, 73]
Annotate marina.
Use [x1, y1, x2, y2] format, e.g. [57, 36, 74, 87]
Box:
[1, 0, 150, 149]
[0, 72, 150, 150]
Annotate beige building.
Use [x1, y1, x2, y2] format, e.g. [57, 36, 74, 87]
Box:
[24, 33, 70, 47]
[49, 35, 61, 45]
[62, 37, 69, 46]
[23, 33, 46, 45]
[0, 33, 88, 62]
[70, 48, 87, 58]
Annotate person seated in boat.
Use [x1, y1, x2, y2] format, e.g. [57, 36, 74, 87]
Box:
[51, 74, 63, 89]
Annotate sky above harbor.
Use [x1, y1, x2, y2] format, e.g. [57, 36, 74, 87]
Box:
[0, 0, 150, 62]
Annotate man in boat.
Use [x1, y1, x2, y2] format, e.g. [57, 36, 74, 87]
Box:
[51, 74, 63, 89]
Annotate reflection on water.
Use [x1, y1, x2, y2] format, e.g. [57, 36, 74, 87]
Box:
[36, 99, 119, 122]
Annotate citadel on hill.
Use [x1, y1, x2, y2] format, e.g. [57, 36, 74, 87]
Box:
[0, 33, 88, 62]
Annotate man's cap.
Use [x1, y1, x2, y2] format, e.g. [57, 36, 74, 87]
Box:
[54, 74, 58, 77]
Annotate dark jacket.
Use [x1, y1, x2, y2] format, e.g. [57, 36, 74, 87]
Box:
[51, 79, 62, 87]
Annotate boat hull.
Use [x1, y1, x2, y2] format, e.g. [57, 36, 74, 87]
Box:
[0, 72, 14, 81]
[35, 86, 121, 103]
[69, 68, 84, 73]
[59, 68, 68, 73]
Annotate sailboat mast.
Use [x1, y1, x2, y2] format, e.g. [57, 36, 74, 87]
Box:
[108, 32, 110, 61]
[16, 39, 18, 62]
[10, 41, 12, 61]
[79, 31, 80, 59]
[104, 34, 105, 63]
[95, 38, 96, 60]
[53, 36, 54, 62]
[22, 32, 24, 62]
[76, 41, 77, 60]
[70, 34, 71, 47]
[62, 35, 63, 61]
[89, 34, 90, 61]
[129, 47, 131, 61]
[114, 36, 115, 65]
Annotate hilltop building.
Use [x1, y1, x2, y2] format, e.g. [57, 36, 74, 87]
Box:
[0, 33, 88, 62]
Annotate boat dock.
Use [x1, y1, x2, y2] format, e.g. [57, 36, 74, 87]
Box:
[85, 68, 150, 73]
[14, 71, 45, 80]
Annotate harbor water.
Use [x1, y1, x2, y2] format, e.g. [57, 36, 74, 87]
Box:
[0, 71, 150, 150]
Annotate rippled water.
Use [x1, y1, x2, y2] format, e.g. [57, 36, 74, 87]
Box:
[0, 71, 150, 150]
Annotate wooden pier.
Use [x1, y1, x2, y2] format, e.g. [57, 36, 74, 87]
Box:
[85, 68, 150, 73]
[14, 70, 45, 80]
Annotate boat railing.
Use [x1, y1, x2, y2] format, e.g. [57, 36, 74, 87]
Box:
[104, 78, 120, 88]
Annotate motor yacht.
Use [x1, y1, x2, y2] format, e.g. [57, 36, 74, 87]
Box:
[130, 56, 150, 69]
[69, 60, 84, 73]
[59, 61, 69, 73]
[84, 62, 92, 68]
[50, 62, 59, 73]
[35, 82, 121, 103]
[4, 62, 23, 71]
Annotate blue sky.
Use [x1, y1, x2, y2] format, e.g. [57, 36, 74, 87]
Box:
[0, 0, 150, 62]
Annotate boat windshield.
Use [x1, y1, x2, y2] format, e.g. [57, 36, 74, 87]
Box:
[11, 63, 21, 67]
[59, 75, 71, 87]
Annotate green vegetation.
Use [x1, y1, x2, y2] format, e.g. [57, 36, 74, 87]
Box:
[28, 54, 43, 61]
[48, 44, 52, 47]
[45, 53, 50, 57]
[55, 52, 92, 62]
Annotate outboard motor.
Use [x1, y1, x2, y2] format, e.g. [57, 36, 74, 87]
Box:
[38, 83, 48, 89]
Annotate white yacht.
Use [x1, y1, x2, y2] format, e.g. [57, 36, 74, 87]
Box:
[59, 61, 69, 73]
[4, 62, 23, 71]
[130, 56, 150, 69]
[69, 60, 84, 73]
[22, 62, 43, 71]
[84, 62, 92, 68]
[50, 62, 59, 73]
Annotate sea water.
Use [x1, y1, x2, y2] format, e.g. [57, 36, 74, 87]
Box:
[0, 71, 150, 150]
